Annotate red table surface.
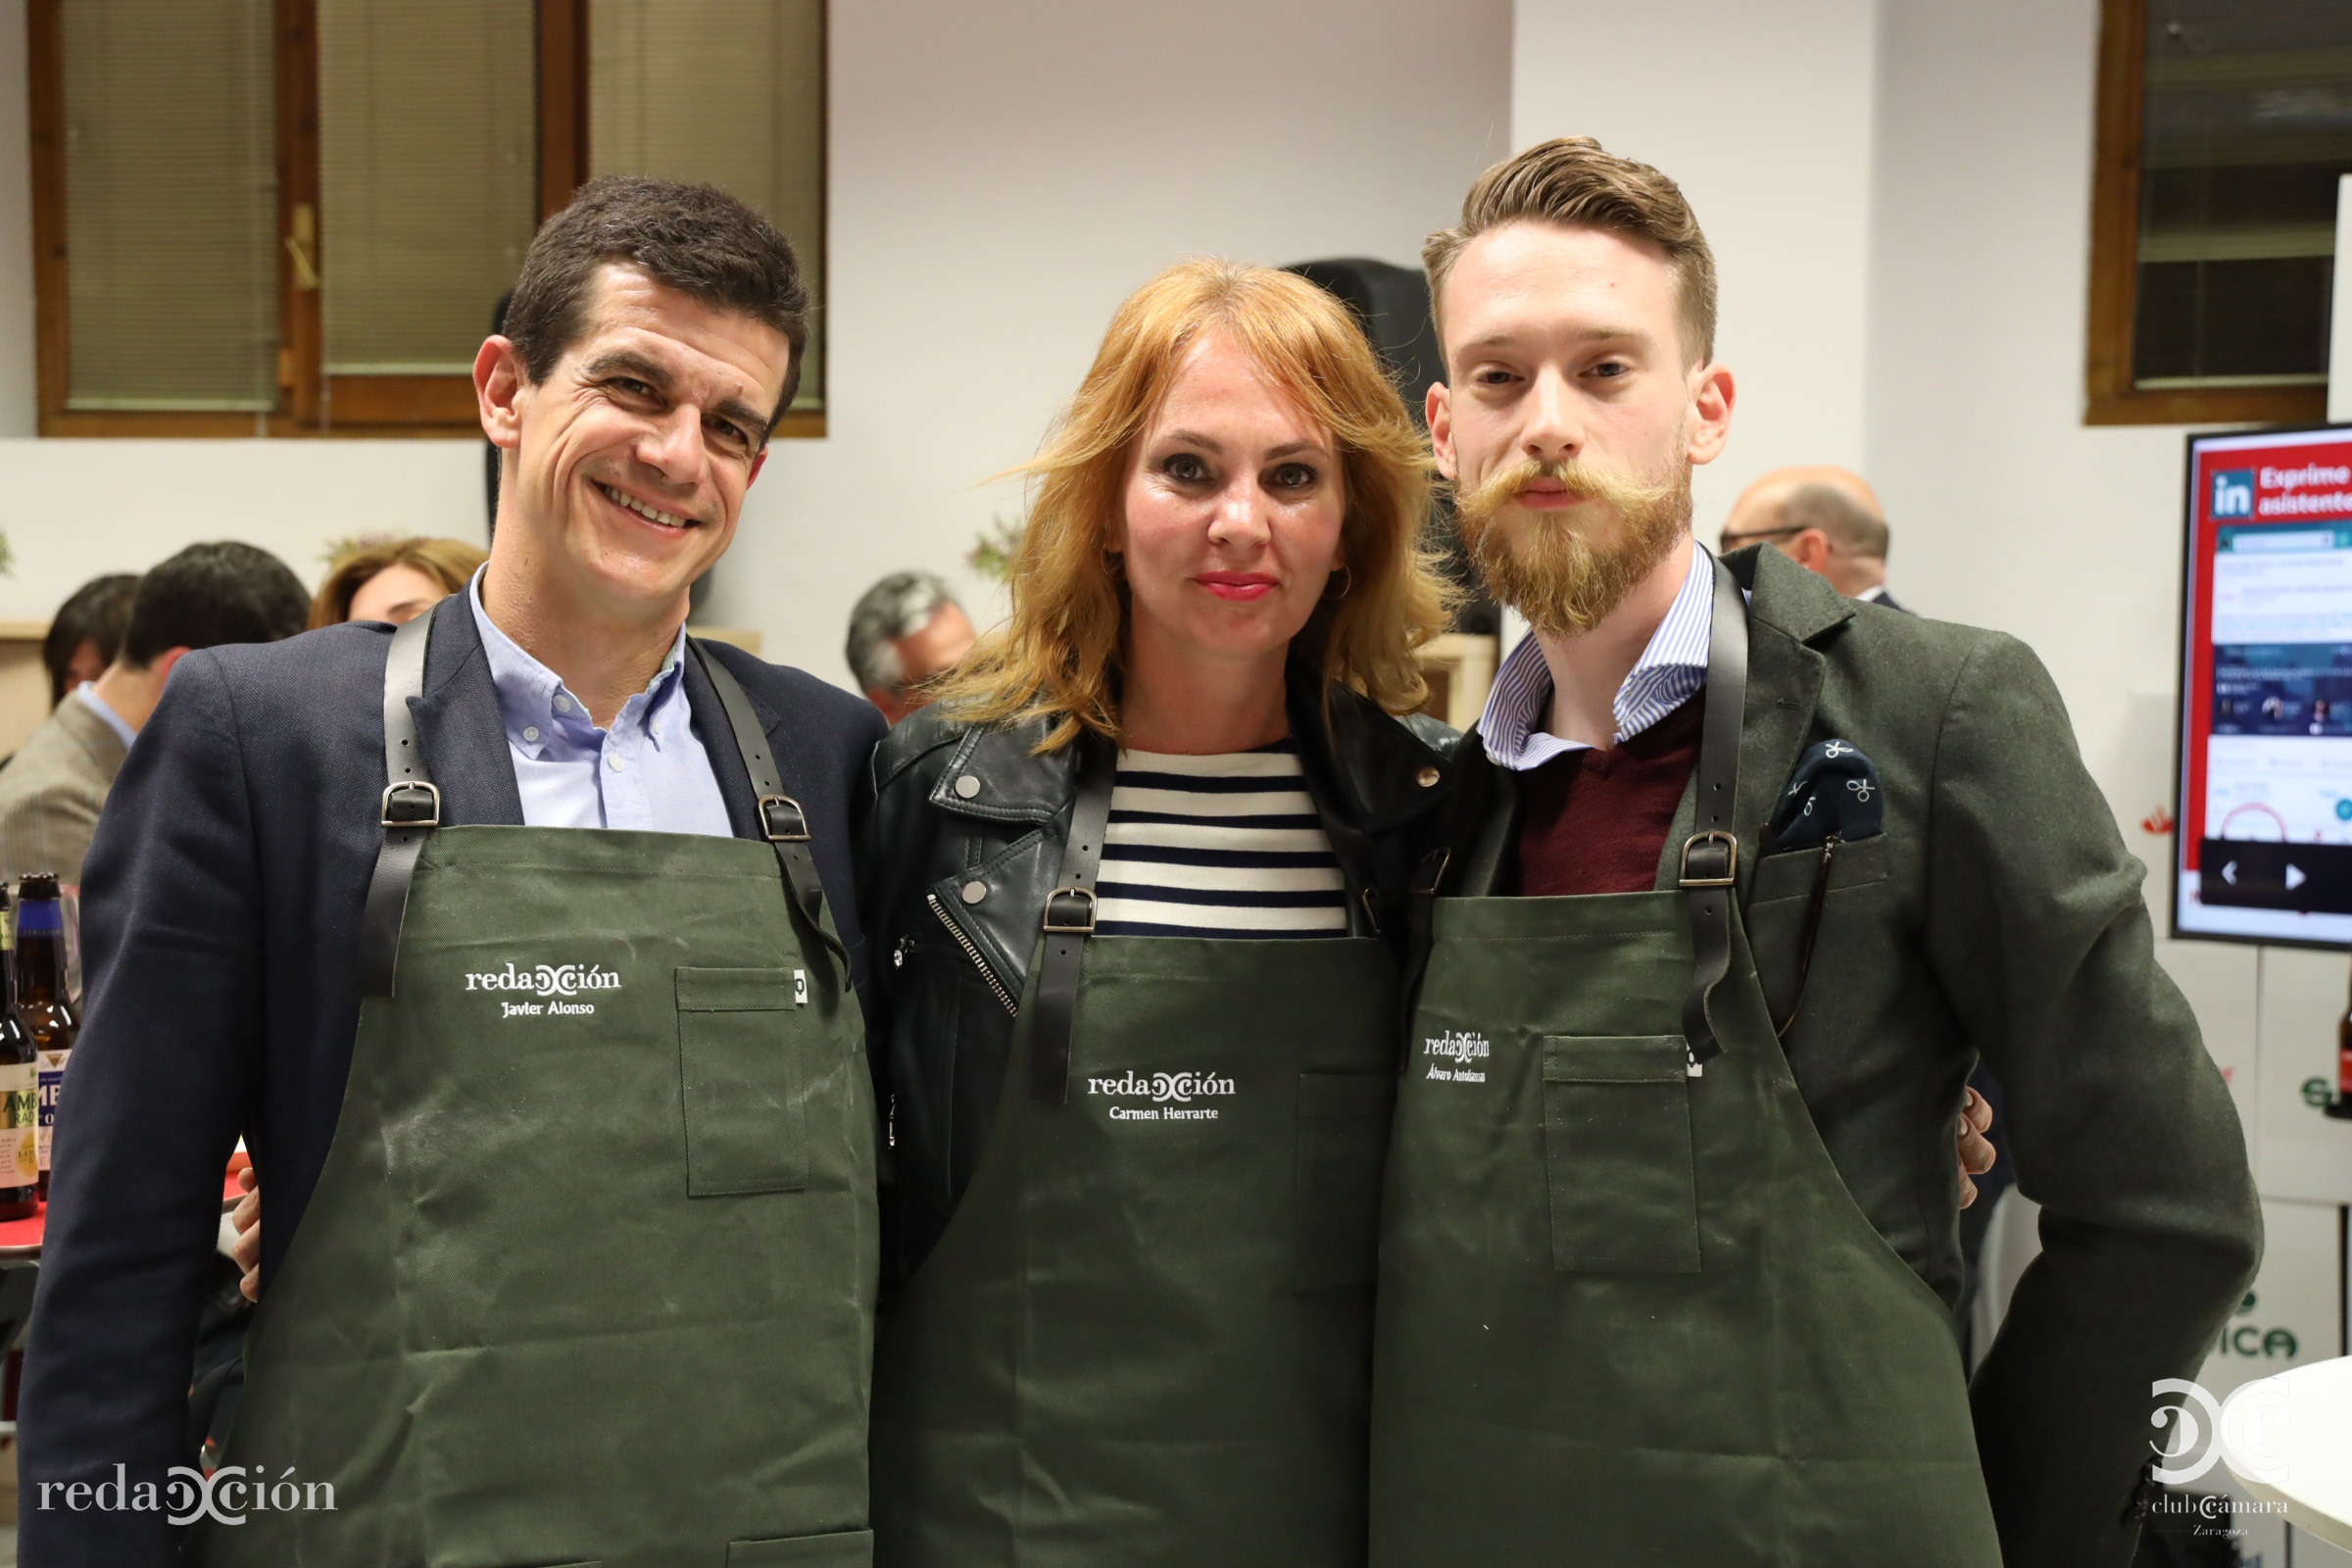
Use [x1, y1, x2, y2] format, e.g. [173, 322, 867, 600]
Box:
[0, 1174, 242, 1259]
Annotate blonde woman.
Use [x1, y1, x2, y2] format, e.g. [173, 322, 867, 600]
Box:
[862, 259, 1456, 1566]
[308, 535, 488, 628]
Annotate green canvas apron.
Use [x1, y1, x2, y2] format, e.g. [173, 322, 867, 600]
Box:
[1368, 562, 2000, 1568]
[206, 608, 877, 1568]
[871, 740, 1397, 1566]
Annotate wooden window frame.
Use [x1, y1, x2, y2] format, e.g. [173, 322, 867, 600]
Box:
[2085, 0, 2328, 427]
[25, 0, 824, 439]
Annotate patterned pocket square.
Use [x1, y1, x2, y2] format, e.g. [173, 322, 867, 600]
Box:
[1768, 739, 1884, 852]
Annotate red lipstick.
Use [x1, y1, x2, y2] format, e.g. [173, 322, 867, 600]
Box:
[1196, 571, 1279, 602]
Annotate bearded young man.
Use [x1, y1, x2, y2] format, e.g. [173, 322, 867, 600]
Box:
[1367, 139, 2259, 1568]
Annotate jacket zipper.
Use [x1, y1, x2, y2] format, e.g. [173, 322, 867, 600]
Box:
[926, 892, 1018, 1015]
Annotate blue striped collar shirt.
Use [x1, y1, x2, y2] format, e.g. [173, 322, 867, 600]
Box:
[1478, 545, 1717, 772]
[466, 568, 733, 836]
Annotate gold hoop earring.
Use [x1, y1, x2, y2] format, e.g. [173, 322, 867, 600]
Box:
[1321, 564, 1352, 603]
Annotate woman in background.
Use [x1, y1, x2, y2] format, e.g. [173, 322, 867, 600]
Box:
[309, 536, 487, 628]
[863, 258, 1455, 1567]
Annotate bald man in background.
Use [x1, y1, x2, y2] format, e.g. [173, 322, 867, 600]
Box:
[1720, 465, 1905, 612]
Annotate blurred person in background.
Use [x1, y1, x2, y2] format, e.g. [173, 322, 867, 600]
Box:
[309, 535, 490, 628]
[846, 569, 976, 723]
[1718, 465, 1902, 610]
[0, 544, 308, 891]
[39, 573, 141, 709]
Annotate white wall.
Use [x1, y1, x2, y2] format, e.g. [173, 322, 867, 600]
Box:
[1867, 0, 2185, 816]
[1864, 0, 2292, 1185]
[0, 440, 489, 612]
[0, 0, 1511, 663]
[1510, 0, 1882, 533]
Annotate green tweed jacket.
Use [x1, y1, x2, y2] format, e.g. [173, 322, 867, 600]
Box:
[1439, 544, 2261, 1568]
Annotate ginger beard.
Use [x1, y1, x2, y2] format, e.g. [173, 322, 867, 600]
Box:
[1455, 452, 1693, 636]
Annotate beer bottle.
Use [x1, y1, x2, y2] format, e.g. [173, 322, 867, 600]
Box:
[0, 886, 36, 1218]
[19, 874, 78, 1200]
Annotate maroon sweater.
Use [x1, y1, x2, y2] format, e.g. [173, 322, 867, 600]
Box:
[1513, 692, 1704, 897]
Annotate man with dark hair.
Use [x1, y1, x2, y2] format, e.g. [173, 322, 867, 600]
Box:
[845, 569, 976, 723]
[1720, 465, 1904, 609]
[1371, 138, 2257, 1567]
[23, 178, 883, 1565]
[40, 573, 141, 710]
[503, 174, 811, 420]
[0, 545, 307, 889]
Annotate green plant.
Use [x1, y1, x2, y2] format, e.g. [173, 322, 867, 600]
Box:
[967, 515, 1024, 582]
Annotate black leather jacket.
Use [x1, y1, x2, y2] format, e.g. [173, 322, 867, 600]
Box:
[861, 662, 1457, 1284]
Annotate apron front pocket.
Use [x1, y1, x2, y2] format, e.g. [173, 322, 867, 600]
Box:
[728, 1527, 874, 1564]
[1540, 1035, 1699, 1274]
[677, 966, 809, 1197]
[1294, 1070, 1395, 1291]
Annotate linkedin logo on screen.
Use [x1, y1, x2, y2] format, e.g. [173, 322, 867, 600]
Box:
[2211, 469, 2254, 518]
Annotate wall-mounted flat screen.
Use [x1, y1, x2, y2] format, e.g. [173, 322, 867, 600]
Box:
[2177, 423, 2352, 948]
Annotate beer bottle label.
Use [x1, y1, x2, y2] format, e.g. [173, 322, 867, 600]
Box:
[0, 1061, 33, 1186]
[36, 1047, 69, 1174]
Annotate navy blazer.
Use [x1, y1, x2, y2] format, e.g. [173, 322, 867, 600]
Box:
[19, 604, 883, 1564]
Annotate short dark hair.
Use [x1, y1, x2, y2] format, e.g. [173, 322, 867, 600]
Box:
[503, 177, 809, 428]
[121, 543, 311, 666]
[42, 573, 140, 707]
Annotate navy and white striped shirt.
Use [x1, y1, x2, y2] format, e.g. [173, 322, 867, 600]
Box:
[1478, 545, 1716, 772]
[1095, 742, 1348, 939]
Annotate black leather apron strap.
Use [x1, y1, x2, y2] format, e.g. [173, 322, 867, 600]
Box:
[1028, 734, 1116, 1104]
[1400, 841, 1452, 1043]
[690, 641, 847, 966]
[1676, 555, 1749, 1071]
[359, 609, 441, 998]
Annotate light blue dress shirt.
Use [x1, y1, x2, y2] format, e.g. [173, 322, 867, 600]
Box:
[1478, 544, 1718, 771]
[74, 684, 139, 752]
[465, 571, 734, 838]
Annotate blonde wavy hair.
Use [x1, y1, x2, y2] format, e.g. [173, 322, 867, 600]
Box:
[310, 536, 488, 628]
[938, 258, 1453, 751]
